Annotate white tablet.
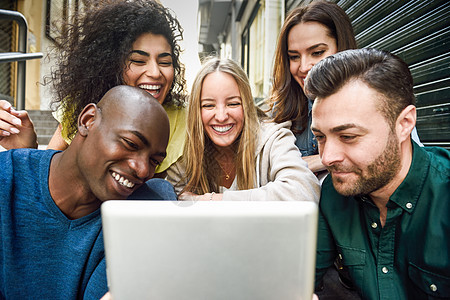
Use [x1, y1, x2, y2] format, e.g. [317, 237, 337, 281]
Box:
[102, 200, 318, 300]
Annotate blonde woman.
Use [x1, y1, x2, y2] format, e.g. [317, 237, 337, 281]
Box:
[167, 57, 319, 202]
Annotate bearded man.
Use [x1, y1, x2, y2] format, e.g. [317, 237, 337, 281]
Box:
[307, 48, 450, 300]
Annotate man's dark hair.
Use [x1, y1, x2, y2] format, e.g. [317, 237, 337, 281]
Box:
[305, 48, 415, 127]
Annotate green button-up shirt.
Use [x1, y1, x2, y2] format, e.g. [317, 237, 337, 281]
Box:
[315, 142, 450, 300]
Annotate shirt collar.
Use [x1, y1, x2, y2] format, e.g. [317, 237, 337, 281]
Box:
[308, 98, 313, 114]
[389, 141, 430, 213]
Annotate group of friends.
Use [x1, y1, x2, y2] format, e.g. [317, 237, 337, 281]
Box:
[0, 0, 448, 299]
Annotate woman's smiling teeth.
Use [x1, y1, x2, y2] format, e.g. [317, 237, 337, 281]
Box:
[111, 171, 135, 188]
[212, 124, 233, 133]
[138, 84, 161, 96]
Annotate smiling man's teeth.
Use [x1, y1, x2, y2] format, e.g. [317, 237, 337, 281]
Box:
[212, 125, 233, 133]
[111, 172, 135, 188]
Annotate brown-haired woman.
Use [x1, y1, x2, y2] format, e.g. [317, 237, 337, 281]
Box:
[268, 1, 357, 173]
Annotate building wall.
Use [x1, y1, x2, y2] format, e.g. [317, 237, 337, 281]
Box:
[0, 0, 16, 104]
[263, 0, 283, 99]
[19, 0, 46, 110]
[7, 0, 91, 111]
[160, 0, 201, 92]
[1, 0, 46, 110]
[38, 0, 57, 111]
[218, 0, 283, 103]
[4, 0, 56, 110]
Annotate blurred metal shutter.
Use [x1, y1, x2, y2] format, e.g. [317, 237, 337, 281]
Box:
[287, 0, 450, 148]
[343, 0, 450, 148]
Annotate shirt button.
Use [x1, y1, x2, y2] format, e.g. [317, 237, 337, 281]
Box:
[430, 284, 437, 292]
[371, 222, 378, 229]
[406, 202, 412, 209]
[382, 267, 389, 274]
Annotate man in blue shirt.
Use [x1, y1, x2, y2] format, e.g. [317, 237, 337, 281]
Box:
[0, 85, 172, 299]
[306, 49, 450, 299]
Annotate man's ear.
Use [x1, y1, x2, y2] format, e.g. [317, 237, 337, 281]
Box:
[396, 104, 416, 143]
[78, 104, 98, 137]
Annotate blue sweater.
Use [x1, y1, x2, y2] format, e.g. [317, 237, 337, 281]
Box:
[0, 149, 107, 299]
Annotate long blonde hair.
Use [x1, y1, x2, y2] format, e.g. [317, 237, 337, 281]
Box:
[182, 57, 260, 194]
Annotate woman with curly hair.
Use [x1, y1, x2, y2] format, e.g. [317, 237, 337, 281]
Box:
[0, 0, 187, 176]
[166, 57, 320, 202]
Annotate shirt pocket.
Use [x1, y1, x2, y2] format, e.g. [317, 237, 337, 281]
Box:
[408, 262, 450, 299]
[336, 245, 366, 296]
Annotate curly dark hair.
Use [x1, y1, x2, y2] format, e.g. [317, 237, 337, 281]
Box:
[46, 0, 186, 141]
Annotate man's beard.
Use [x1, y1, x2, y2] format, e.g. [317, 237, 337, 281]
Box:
[328, 132, 401, 197]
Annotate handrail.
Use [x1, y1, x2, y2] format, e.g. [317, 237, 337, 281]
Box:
[0, 52, 44, 63]
[0, 9, 43, 110]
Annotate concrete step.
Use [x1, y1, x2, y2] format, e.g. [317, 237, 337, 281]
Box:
[34, 127, 57, 136]
[28, 110, 57, 120]
[38, 135, 56, 146]
[33, 120, 59, 128]
[27, 110, 59, 147]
